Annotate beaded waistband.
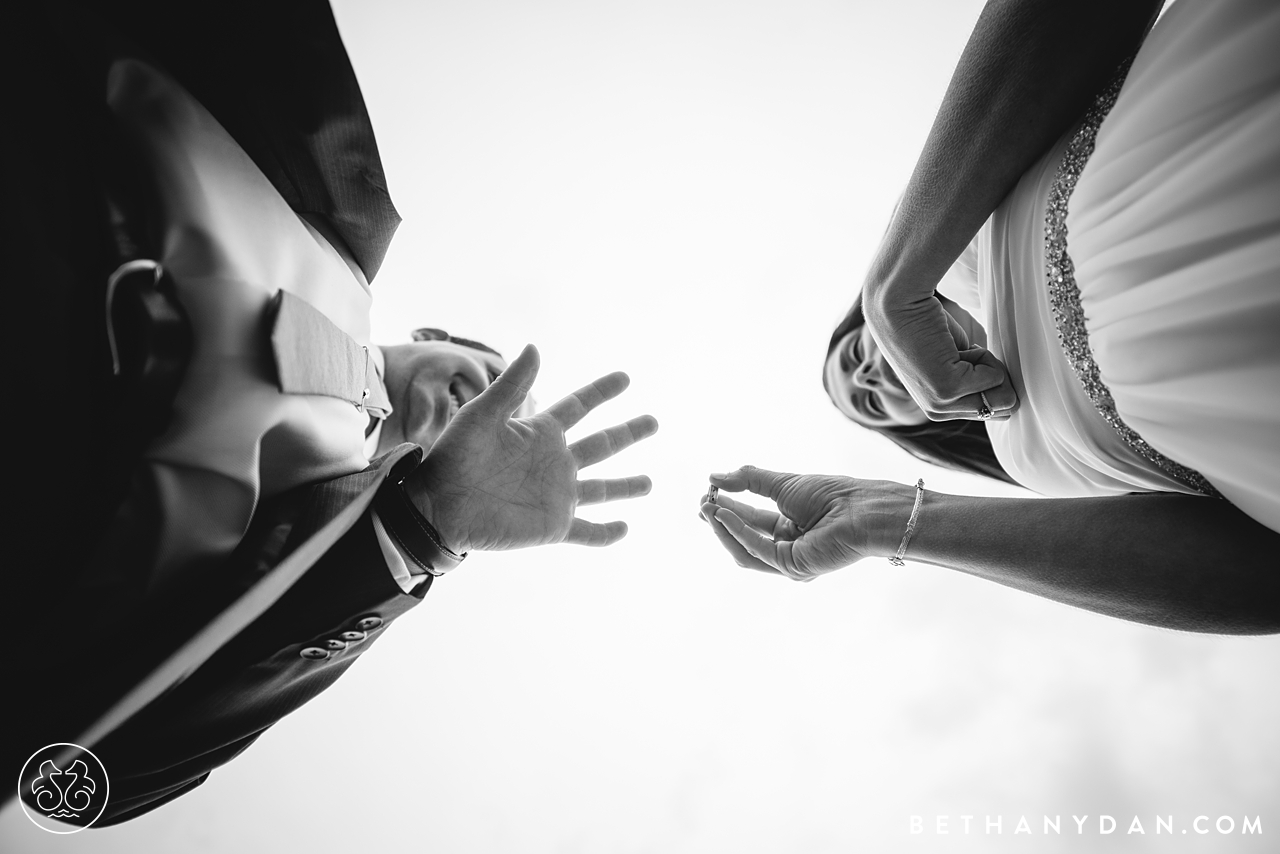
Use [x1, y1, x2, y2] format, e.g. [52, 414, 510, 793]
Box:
[1042, 59, 1223, 499]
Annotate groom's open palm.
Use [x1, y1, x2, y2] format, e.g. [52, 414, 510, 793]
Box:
[406, 344, 658, 553]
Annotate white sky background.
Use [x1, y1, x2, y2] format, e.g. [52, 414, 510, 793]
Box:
[5, 0, 1279, 851]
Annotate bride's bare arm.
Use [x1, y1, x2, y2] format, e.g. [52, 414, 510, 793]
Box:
[861, 0, 1165, 419]
[702, 468, 1280, 635]
[907, 491, 1280, 634]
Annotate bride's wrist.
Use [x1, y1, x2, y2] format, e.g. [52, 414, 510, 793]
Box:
[861, 480, 927, 560]
[860, 272, 921, 336]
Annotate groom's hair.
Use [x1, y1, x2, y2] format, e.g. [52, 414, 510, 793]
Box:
[823, 294, 1017, 487]
[411, 327, 503, 359]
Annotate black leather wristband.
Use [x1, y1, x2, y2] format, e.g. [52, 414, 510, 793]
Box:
[374, 477, 466, 576]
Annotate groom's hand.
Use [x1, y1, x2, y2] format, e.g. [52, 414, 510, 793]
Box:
[403, 344, 658, 554]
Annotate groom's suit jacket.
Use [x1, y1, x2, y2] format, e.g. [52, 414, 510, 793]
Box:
[8, 1, 435, 825]
[90, 446, 435, 824]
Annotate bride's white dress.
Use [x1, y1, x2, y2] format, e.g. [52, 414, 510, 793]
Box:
[940, 0, 1280, 533]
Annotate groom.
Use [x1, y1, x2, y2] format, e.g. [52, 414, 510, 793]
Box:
[8, 0, 656, 825]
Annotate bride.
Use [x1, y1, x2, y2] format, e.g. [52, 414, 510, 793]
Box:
[700, 0, 1280, 633]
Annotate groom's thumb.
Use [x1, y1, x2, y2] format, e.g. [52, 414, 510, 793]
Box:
[475, 343, 539, 419]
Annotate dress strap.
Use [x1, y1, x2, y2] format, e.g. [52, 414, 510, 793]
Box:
[1043, 58, 1224, 499]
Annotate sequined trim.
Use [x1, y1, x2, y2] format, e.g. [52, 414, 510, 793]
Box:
[1043, 59, 1223, 499]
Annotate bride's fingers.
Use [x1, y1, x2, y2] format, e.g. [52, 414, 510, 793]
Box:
[700, 501, 780, 576]
[926, 387, 1015, 423]
[944, 310, 972, 351]
[701, 492, 776, 530]
[957, 347, 1019, 414]
[917, 352, 1018, 423]
[919, 349, 1018, 421]
[714, 507, 783, 570]
[716, 508, 811, 581]
[968, 382, 1016, 422]
[705, 492, 800, 540]
[708, 465, 795, 501]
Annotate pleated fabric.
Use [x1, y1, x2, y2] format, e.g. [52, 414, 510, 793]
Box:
[1067, 0, 1280, 531]
[969, 0, 1280, 533]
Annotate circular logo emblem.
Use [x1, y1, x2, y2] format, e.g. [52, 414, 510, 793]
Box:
[16, 743, 110, 833]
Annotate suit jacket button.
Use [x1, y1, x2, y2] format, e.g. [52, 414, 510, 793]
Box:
[355, 616, 383, 631]
[340, 630, 367, 642]
[300, 646, 330, 661]
[324, 638, 347, 651]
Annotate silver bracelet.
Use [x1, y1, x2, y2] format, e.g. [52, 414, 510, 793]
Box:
[889, 479, 925, 567]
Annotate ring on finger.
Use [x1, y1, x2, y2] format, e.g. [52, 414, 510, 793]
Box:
[977, 391, 993, 420]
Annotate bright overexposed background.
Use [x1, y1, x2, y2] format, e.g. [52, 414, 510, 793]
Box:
[5, 0, 1278, 851]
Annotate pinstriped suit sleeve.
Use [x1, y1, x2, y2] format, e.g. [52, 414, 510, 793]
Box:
[91, 450, 434, 825]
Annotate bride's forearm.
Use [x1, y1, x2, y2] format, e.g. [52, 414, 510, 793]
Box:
[863, 0, 1163, 312]
[904, 491, 1280, 634]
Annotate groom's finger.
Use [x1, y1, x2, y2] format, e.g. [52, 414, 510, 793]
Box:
[472, 343, 539, 419]
[566, 518, 628, 546]
[546, 371, 630, 430]
[568, 415, 659, 468]
[577, 475, 652, 505]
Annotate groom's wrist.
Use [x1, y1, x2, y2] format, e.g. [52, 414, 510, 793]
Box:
[399, 471, 474, 558]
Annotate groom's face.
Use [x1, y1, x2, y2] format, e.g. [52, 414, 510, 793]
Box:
[378, 341, 508, 452]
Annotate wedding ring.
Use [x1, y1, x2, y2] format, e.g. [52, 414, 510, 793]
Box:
[977, 392, 993, 420]
[707, 485, 719, 503]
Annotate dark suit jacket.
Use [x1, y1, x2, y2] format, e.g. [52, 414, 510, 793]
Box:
[7, 1, 433, 825]
[92, 448, 434, 824]
[95, 0, 402, 279]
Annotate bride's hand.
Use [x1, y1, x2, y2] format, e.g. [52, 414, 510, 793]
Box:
[864, 286, 1018, 422]
[697, 466, 917, 581]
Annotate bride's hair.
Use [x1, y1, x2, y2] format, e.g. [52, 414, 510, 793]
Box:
[824, 295, 1018, 486]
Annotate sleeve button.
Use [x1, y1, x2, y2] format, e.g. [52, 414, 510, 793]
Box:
[300, 646, 330, 661]
[324, 638, 348, 651]
[355, 615, 383, 631]
[340, 630, 367, 642]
